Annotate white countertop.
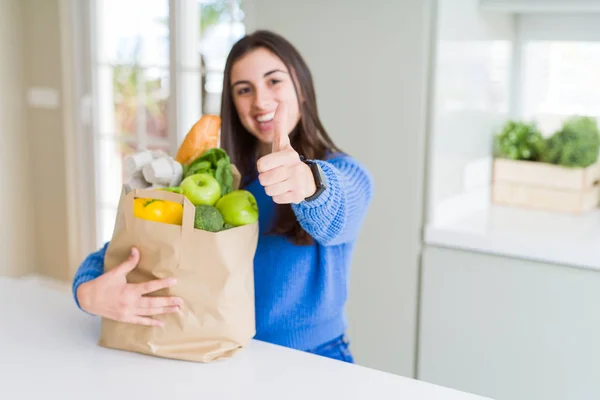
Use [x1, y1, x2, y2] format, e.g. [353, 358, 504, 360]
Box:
[1, 276, 492, 400]
[425, 201, 600, 271]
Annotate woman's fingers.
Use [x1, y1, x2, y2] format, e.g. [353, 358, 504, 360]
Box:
[110, 247, 140, 277]
[271, 102, 291, 153]
[135, 306, 180, 316]
[133, 277, 177, 295]
[273, 191, 297, 204]
[137, 296, 183, 308]
[265, 180, 291, 197]
[256, 149, 298, 173]
[258, 165, 288, 186]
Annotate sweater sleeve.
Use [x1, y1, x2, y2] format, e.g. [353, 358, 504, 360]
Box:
[72, 242, 109, 310]
[291, 155, 374, 246]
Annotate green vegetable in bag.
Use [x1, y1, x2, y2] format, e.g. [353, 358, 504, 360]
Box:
[184, 160, 212, 177]
[183, 148, 233, 196]
[215, 157, 233, 195]
[193, 204, 225, 232]
[160, 186, 184, 194]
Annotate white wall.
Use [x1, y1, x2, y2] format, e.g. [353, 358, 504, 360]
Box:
[0, 0, 37, 277]
[246, 0, 434, 376]
[426, 0, 515, 224]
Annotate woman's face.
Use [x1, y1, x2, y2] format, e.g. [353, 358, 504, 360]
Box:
[230, 47, 301, 146]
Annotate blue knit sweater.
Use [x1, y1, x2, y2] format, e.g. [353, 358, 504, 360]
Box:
[72, 154, 374, 351]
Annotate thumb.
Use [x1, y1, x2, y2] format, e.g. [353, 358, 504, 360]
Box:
[114, 247, 140, 275]
[272, 102, 291, 152]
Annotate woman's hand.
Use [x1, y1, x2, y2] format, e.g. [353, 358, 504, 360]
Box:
[76, 247, 182, 326]
[257, 103, 317, 204]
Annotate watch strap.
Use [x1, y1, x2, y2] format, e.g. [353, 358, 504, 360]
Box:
[300, 155, 327, 202]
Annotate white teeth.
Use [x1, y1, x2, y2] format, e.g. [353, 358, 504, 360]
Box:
[256, 112, 275, 123]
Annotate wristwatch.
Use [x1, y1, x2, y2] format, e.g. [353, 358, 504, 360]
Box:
[300, 155, 327, 202]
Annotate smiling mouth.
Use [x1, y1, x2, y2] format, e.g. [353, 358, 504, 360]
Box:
[256, 112, 275, 123]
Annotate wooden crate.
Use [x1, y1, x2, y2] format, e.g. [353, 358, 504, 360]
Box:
[491, 158, 600, 213]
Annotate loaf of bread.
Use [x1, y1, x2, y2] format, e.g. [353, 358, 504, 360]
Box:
[175, 114, 221, 165]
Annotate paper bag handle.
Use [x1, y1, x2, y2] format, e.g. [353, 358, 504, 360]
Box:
[123, 188, 195, 234]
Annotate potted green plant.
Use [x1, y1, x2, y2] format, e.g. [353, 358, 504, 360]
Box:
[492, 116, 600, 213]
[493, 120, 546, 162]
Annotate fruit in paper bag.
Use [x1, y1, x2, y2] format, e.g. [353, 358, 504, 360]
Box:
[215, 190, 259, 227]
[194, 205, 225, 232]
[183, 148, 233, 196]
[180, 173, 222, 206]
[133, 198, 183, 225]
[175, 114, 221, 166]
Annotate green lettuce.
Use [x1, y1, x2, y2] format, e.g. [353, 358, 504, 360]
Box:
[183, 148, 233, 195]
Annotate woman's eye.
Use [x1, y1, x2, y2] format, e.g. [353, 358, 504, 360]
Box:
[236, 87, 250, 95]
[270, 79, 281, 85]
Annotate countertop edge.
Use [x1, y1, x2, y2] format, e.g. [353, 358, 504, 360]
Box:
[424, 225, 600, 272]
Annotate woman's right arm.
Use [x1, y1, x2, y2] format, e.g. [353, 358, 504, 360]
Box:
[72, 242, 109, 310]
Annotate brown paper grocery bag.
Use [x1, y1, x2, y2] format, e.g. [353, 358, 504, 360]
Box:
[99, 167, 258, 363]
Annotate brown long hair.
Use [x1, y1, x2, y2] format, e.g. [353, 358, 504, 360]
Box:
[220, 30, 342, 245]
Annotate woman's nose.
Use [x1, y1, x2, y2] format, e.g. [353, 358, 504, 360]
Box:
[253, 89, 274, 110]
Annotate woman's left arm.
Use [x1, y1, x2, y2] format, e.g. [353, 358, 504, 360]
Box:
[291, 156, 374, 246]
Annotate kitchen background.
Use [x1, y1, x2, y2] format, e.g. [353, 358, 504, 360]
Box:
[1, 0, 599, 399]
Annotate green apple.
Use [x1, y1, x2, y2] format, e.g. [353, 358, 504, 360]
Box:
[215, 190, 259, 227]
[180, 173, 221, 206]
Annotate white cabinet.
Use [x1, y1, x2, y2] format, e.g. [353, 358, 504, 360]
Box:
[418, 245, 600, 400]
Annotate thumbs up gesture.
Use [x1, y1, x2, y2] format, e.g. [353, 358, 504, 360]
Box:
[257, 102, 317, 204]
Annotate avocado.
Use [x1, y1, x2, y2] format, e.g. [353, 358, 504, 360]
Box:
[194, 205, 225, 232]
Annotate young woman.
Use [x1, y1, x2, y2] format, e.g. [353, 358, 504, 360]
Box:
[72, 30, 374, 363]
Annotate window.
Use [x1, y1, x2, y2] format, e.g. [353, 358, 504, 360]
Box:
[521, 41, 600, 134]
[516, 15, 600, 135]
[83, 0, 245, 248]
[424, 5, 600, 264]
